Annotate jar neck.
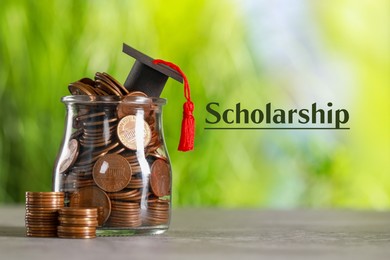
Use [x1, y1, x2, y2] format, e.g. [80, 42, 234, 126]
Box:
[61, 95, 167, 107]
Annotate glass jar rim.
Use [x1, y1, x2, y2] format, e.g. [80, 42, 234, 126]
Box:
[61, 95, 167, 105]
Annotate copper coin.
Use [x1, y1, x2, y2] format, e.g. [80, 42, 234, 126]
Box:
[58, 139, 79, 173]
[26, 191, 64, 197]
[117, 92, 150, 118]
[57, 226, 97, 232]
[95, 79, 121, 96]
[125, 91, 148, 98]
[117, 115, 151, 150]
[127, 178, 143, 189]
[147, 148, 168, 162]
[79, 77, 95, 86]
[68, 82, 97, 95]
[59, 219, 98, 227]
[102, 72, 129, 95]
[25, 207, 60, 212]
[93, 86, 109, 96]
[150, 160, 171, 197]
[107, 189, 139, 200]
[92, 154, 132, 192]
[26, 197, 64, 202]
[25, 212, 58, 217]
[95, 73, 123, 96]
[83, 117, 117, 127]
[69, 186, 111, 226]
[26, 232, 57, 237]
[59, 207, 98, 217]
[57, 234, 96, 239]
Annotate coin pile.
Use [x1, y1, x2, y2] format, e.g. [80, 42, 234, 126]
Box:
[107, 201, 141, 227]
[58, 207, 98, 239]
[144, 200, 170, 226]
[56, 72, 172, 228]
[68, 72, 129, 96]
[25, 192, 64, 237]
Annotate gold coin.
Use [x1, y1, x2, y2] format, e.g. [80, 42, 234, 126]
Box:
[117, 115, 151, 150]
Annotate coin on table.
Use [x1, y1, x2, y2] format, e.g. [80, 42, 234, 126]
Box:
[59, 139, 79, 173]
[92, 154, 132, 192]
[59, 207, 98, 217]
[69, 186, 111, 226]
[117, 115, 151, 150]
[150, 159, 171, 197]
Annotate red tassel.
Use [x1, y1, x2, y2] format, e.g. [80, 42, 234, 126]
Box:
[153, 59, 195, 151]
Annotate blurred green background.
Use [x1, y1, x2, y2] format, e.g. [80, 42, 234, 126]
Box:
[0, 0, 389, 208]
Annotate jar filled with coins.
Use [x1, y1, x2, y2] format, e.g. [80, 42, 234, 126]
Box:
[53, 93, 172, 236]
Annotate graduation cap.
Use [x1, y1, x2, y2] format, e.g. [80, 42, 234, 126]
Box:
[122, 43, 183, 97]
[122, 43, 195, 151]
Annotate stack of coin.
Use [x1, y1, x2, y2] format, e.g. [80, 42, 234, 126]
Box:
[25, 192, 64, 237]
[107, 200, 141, 227]
[144, 200, 170, 226]
[58, 207, 98, 239]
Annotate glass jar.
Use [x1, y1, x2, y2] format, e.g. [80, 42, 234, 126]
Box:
[52, 95, 171, 236]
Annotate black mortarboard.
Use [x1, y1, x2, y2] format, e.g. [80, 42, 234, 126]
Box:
[122, 43, 183, 97]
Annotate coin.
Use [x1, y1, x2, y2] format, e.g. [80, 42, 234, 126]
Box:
[68, 82, 97, 95]
[83, 117, 117, 127]
[69, 186, 111, 226]
[92, 154, 132, 192]
[95, 79, 121, 96]
[102, 72, 129, 95]
[117, 92, 150, 118]
[107, 200, 141, 227]
[117, 115, 151, 150]
[59, 218, 99, 227]
[26, 191, 65, 197]
[25, 192, 64, 238]
[57, 226, 97, 233]
[26, 232, 58, 237]
[107, 189, 140, 200]
[150, 159, 171, 197]
[143, 199, 170, 226]
[95, 72, 123, 96]
[125, 91, 148, 98]
[79, 77, 95, 86]
[126, 178, 143, 189]
[57, 234, 96, 239]
[59, 139, 79, 173]
[59, 207, 98, 217]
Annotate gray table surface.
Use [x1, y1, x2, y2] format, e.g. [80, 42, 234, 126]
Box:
[0, 206, 389, 260]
